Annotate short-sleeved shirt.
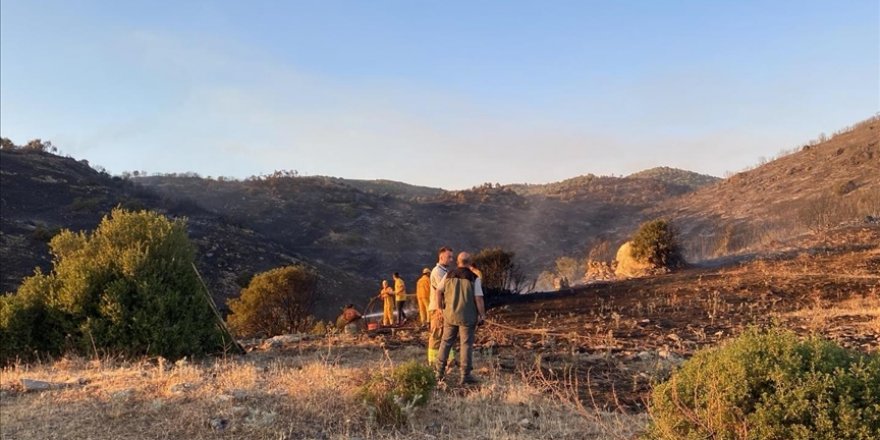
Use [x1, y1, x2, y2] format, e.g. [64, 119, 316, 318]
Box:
[428, 263, 449, 312]
[394, 278, 406, 302]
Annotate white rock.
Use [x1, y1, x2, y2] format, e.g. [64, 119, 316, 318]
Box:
[20, 379, 65, 392]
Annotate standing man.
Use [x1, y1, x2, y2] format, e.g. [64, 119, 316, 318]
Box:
[379, 280, 394, 327]
[393, 272, 408, 325]
[428, 247, 455, 365]
[435, 252, 487, 385]
[416, 268, 431, 326]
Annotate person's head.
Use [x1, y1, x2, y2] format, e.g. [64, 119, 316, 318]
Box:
[457, 252, 472, 267]
[438, 246, 454, 266]
[422, 267, 430, 276]
[381, 280, 388, 287]
[392, 272, 400, 279]
[345, 303, 354, 309]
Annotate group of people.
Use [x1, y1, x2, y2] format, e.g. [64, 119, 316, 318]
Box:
[335, 246, 487, 384]
[427, 247, 487, 384]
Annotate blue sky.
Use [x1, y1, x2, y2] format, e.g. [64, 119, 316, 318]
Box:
[1, 1, 877, 189]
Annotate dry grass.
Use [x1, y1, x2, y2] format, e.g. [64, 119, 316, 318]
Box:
[0, 340, 646, 440]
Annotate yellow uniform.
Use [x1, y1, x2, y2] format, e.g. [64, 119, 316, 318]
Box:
[416, 274, 431, 324]
[381, 286, 394, 326]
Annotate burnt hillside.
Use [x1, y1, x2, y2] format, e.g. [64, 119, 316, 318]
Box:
[0, 150, 368, 319]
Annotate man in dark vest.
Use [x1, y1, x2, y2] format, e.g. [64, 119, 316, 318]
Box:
[434, 251, 487, 385]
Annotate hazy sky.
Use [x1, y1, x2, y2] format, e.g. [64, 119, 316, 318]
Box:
[1, 1, 878, 189]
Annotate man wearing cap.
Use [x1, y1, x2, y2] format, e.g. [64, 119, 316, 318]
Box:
[416, 268, 431, 325]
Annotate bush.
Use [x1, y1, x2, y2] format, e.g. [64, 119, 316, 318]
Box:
[472, 247, 529, 296]
[630, 219, 684, 269]
[0, 209, 225, 363]
[647, 328, 880, 440]
[226, 266, 318, 338]
[358, 361, 436, 426]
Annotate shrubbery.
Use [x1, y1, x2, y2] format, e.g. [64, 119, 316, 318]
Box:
[647, 328, 880, 440]
[0, 208, 225, 363]
[226, 265, 318, 338]
[358, 361, 437, 426]
[630, 219, 684, 269]
[472, 247, 529, 296]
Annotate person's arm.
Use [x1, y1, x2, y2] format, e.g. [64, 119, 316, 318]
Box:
[434, 275, 447, 311]
[476, 296, 486, 322]
[474, 278, 486, 321]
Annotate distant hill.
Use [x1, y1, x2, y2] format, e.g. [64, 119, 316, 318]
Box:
[627, 167, 720, 191]
[0, 150, 369, 319]
[335, 178, 445, 199]
[663, 116, 880, 259]
[2, 115, 876, 315]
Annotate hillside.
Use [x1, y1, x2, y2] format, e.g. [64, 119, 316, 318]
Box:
[0, 150, 369, 319]
[2, 115, 876, 318]
[134, 171, 706, 285]
[627, 166, 720, 190]
[663, 116, 880, 259]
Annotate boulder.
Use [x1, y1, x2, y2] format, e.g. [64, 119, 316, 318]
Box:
[614, 241, 653, 278]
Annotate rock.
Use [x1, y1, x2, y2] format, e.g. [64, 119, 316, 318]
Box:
[20, 379, 53, 392]
[614, 242, 653, 278]
[209, 417, 229, 431]
[425, 421, 443, 436]
[636, 351, 654, 361]
[169, 383, 192, 395]
[229, 389, 249, 400]
[245, 409, 277, 427]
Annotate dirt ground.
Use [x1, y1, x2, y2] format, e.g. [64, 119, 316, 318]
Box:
[1, 225, 876, 439]
[481, 225, 880, 410]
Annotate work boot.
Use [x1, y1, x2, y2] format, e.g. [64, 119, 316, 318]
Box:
[460, 374, 480, 386]
[434, 367, 445, 383]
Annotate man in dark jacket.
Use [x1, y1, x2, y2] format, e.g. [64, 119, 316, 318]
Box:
[434, 252, 487, 385]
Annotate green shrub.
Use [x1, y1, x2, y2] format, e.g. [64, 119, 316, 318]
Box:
[358, 361, 437, 426]
[630, 219, 684, 268]
[0, 208, 225, 363]
[647, 328, 880, 440]
[226, 266, 318, 338]
[0, 271, 73, 361]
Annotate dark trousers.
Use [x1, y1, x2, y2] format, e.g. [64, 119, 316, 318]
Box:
[396, 301, 407, 324]
[436, 323, 476, 378]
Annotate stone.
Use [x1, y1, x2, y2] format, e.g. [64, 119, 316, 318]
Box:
[229, 389, 249, 400]
[209, 417, 229, 431]
[614, 241, 653, 278]
[636, 351, 654, 361]
[518, 418, 534, 429]
[20, 379, 53, 392]
[231, 406, 250, 418]
[169, 383, 193, 395]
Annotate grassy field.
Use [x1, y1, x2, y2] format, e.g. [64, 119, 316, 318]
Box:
[0, 336, 649, 440]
